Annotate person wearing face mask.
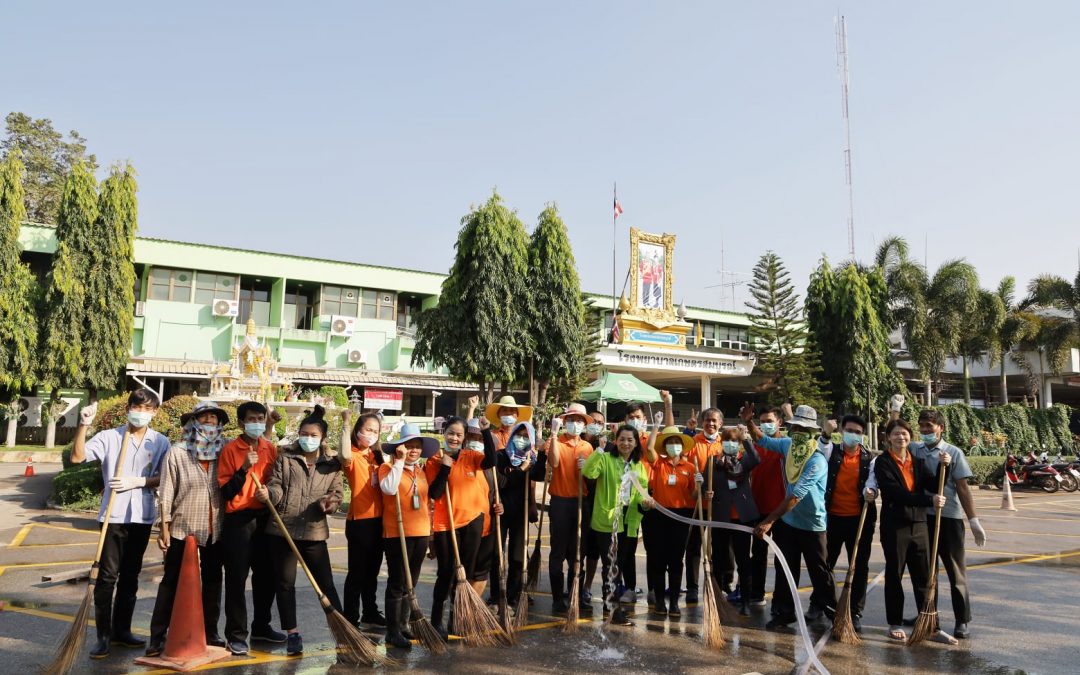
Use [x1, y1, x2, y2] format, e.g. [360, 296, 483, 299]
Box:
[378, 423, 441, 648]
[338, 408, 387, 630]
[686, 405, 725, 603]
[623, 402, 650, 435]
[544, 404, 595, 613]
[216, 401, 285, 655]
[748, 405, 786, 607]
[254, 405, 343, 656]
[70, 389, 170, 661]
[488, 420, 538, 614]
[645, 426, 700, 616]
[485, 395, 533, 451]
[147, 400, 231, 657]
[704, 426, 761, 616]
[426, 416, 497, 639]
[584, 411, 607, 449]
[822, 414, 875, 634]
[744, 402, 835, 630]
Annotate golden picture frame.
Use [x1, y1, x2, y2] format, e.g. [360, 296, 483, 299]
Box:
[628, 227, 676, 321]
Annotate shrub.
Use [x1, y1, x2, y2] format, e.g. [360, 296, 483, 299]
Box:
[914, 403, 1076, 455]
[319, 386, 350, 408]
[967, 456, 1007, 486]
[90, 393, 241, 442]
[52, 461, 103, 508]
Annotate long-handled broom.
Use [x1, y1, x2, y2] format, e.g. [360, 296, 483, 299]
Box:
[699, 458, 726, 650]
[445, 484, 509, 647]
[252, 474, 392, 665]
[907, 463, 949, 647]
[391, 486, 446, 654]
[513, 475, 531, 629]
[491, 475, 515, 641]
[831, 500, 870, 644]
[43, 430, 130, 675]
[562, 471, 585, 632]
[525, 461, 550, 592]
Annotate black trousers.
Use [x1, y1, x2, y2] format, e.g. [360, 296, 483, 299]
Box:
[750, 534, 771, 601]
[880, 520, 930, 627]
[149, 536, 223, 643]
[594, 529, 638, 602]
[711, 518, 756, 600]
[927, 516, 971, 624]
[343, 517, 385, 624]
[489, 505, 527, 604]
[826, 511, 875, 617]
[548, 495, 580, 601]
[269, 536, 341, 631]
[221, 510, 278, 642]
[770, 520, 835, 619]
[384, 535, 427, 621]
[431, 514, 485, 615]
[684, 519, 701, 594]
[646, 508, 692, 600]
[94, 522, 152, 639]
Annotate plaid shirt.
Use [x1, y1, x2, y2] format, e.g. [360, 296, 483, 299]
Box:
[159, 443, 224, 546]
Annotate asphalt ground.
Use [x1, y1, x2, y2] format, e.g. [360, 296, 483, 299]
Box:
[1, 463, 1078, 674]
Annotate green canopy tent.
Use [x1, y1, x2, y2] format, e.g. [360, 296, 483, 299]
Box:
[579, 372, 663, 410]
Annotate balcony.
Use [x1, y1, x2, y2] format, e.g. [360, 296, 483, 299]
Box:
[687, 338, 752, 355]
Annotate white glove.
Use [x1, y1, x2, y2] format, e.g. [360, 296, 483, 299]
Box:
[109, 476, 146, 493]
[889, 394, 905, 413]
[576, 457, 585, 470]
[694, 472, 704, 485]
[934, 494, 947, 509]
[551, 417, 563, 434]
[969, 517, 987, 547]
[653, 411, 664, 427]
[597, 435, 607, 450]
[863, 487, 879, 501]
[79, 403, 98, 426]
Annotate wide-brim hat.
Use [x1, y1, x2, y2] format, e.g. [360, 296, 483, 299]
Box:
[382, 422, 441, 458]
[180, 400, 230, 427]
[485, 395, 533, 426]
[559, 402, 590, 424]
[787, 405, 820, 431]
[653, 425, 695, 453]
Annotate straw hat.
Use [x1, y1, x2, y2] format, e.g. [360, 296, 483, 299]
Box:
[382, 422, 441, 458]
[484, 395, 533, 426]
[653, 425, 695, 453]
[180, 400, 230, 426]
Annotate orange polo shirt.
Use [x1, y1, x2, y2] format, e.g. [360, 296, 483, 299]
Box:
[429, 449, 490, 532]
[690, 433, 723, 473]
[379, 463, 431, 538]
[891, 450, 916, 492]
[829, 450, 862, 517]
[491, 426, 512, 450]
[343, 446, 382, 521]
[217, 436, 278, 513]
[648, 456, 697, 509]
[548, 436, 593, 498]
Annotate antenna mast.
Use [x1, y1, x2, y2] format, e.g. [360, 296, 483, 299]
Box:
[836, 14, 856, 257]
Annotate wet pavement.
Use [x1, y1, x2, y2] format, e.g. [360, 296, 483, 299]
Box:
[1, 463, 1078, 674]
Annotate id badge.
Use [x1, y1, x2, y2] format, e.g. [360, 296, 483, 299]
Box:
[371, 472, 378, 488]
[667, 474, 677, 486]
[412, 493, 422, 510]
[727, 480, 737, 490]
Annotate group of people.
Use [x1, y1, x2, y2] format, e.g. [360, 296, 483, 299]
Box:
[72, 385, 987, 664]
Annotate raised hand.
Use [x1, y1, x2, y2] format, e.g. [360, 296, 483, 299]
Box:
[889, 393, 905, 413]
[738, 401, 755, 423]
[780, 402, 794, 421]
[79, 403, 98, 426]
[822, 418, 838, 436]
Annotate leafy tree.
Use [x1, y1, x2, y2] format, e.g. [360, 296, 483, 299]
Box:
[526, 204, 588, 405]
[82, 163, 138, 397]
[746, 251, 829, 412]
[1012, 313, 1074, 408]
[1019, 269, 1080, 408]
[954, 288, 1005, 404]
[1, 112, 96, 223]
[412, 192, 530, 402]
[1026, 270, 1080, 340]
[806, 257, 907, 420]
[988, 277, 1036, 404]
[0, 153, 40, 446]
[876, 236, 978, 406]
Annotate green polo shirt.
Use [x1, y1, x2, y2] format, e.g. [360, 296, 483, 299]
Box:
[582, 450, 648, 537]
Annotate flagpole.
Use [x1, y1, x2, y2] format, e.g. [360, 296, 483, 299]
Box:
[612, 181, 617, 329]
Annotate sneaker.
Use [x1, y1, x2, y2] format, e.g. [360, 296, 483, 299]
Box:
[727, 586, 742, 603]
[668, 598, 681, 618]
[651, 598, 667, 615]
[581, 589, 593, 603]
[852, 615, 863, 634]
[766, 615, 796, 630]
[360, 611, 387, 627]
[738, 602, 750, 617]
[144, 641, 164, 658]
[620, 589, 636, 603]
[286, 632, 304, 656]
[610, 607, 633, 627]
[954, 622, 970, 639]
[89, 637, 110, 659]
[804, 605, 824, 622]
[228, 640, 249, 656]
[111, 632, 146, 648]
[750, 596, 767, 607]
[685, 591, 699, 604]
[251, 625, 288, 643]
[552, 598, 569, 614]
[206, 633, 227, 648]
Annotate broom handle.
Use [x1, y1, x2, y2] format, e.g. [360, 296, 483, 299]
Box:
[842, 500, 870, 586]
[91, 429, 133, 566]
[493, 472, 505, 573]
[395, 480, 418, 593]
[704, 456, 714, 550]
[444, 473, 464, 567]
[251, 474, 329, 601]
[927, 460, 949, 584]
[522, 476, 530, 574]
[573, 467, 584, 574]
[534, 464, 550, 546]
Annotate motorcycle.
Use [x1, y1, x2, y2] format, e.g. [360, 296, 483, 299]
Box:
[1050, 454, 1080, 493]
[998, 453, 1063, 493]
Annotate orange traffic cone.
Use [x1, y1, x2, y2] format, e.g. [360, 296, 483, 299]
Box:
[1000, 475, 1017, 511]
[134, 536, 229, 671]
[24, 457, 34, 477]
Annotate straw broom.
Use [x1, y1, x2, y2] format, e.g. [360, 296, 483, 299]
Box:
[699, 458, 726, 650]
[831, 500, 870, 644]
[43, 430, 131, 675]
[445, 484, 509, 647]
[563, 471, 584, 632]
[491, 475, 515, 641]
[252, 474, 392, 665]
[907, 464, 949, 646]
[389, 484, 446, 654]
[513, 475, 531, 629]
[525, 462, 550, 592]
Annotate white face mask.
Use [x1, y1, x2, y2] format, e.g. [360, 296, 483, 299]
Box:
[665, 442, 683, 458]
[564, 421, 584, 436]
[586, 423, 603, 436]
[629, 419, 646, 432]
[357, 432, 379, 448]
[703, 431, 718, 442]
[500, 415, 517, 427]
[466, 440, 485, 452]
[127, 410, 154, 428]
[722, 441, 740, 456]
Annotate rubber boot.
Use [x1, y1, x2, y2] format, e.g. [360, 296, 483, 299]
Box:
[551, 569, 567, 613]
[384, 597, 411, 649]
[430, 598, 448, 642]
[399, 597, 415, 640]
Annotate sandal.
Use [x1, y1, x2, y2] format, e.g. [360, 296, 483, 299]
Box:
[887, 626, 906, 641]
[931, 629, 959, 645]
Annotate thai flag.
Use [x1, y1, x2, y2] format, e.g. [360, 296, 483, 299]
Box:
[614, 199, 623, 219]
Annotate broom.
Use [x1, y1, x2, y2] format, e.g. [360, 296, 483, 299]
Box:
[831, 500, 870, 644]
[253, 474, 392, 665]
[445, 484, 509, 647]
[907, 463, 949, 647]
[391, 484, 447, 654]
[699, 458, 726, 650]
[513, 475, 531, 629]
[525, 462, 550, 592]
[43, 429, 130, 675]
[562, 471, 584, 632]
[491, 475, 515, 641]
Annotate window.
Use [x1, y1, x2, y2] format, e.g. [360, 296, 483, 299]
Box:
[238, 277, 272, 326]
[397, 295, 422, 332]
[320, 285, 359, 318]
[284, 282, 314, 330]
[194, 272, 238, 304]
[362, 289, 396, 320]
[148, 267, 193, 302]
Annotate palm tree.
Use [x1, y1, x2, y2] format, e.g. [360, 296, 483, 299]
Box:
[1020, 270, 1080, 407]
[875, 236, 979, 406]
[1027, 270, 1080, 337]
[988, 277, 1037, 404]
[1013, 313, 1074, 407]
[955, 289, 1005, 404]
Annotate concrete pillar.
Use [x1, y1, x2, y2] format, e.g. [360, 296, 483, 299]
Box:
[1042, 377, 1054, 408]
[700, 374, 712, 413]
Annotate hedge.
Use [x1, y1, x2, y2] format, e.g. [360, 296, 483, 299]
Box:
[911, 403, 1075, 456]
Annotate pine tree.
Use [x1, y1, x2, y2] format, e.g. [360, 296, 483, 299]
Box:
[746, 251, 829, 412]
[526, 204, 588, 405]
[0, 153, 40, 446]
[413, 192, 530, 401]
[82, 163, 138, 397]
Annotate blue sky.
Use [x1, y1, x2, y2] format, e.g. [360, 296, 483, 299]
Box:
[5, 1, 1078, 308]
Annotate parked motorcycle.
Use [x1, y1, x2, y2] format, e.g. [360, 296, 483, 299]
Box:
[1050, 454, 1080, 492]
[998, 453, 1063, 493]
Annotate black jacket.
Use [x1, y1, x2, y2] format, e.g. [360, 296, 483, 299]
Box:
[707, 439, 761, 523]
[874, 449, 939, 529]
[824, 444, 877, 520]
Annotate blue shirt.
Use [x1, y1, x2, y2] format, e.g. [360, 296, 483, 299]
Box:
[84, 425, 171, 524]
[757, 434, 829, 532]
[912, 440, 972, 520]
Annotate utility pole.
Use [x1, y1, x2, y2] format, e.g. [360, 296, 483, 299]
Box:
[836, 15, 856, 257]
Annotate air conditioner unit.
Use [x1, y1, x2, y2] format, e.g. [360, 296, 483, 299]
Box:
[347, 349, 367, 365]
[330, 315, 356, 337]
[134, 300, 145, 317]
[212, 299, 239, 317]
